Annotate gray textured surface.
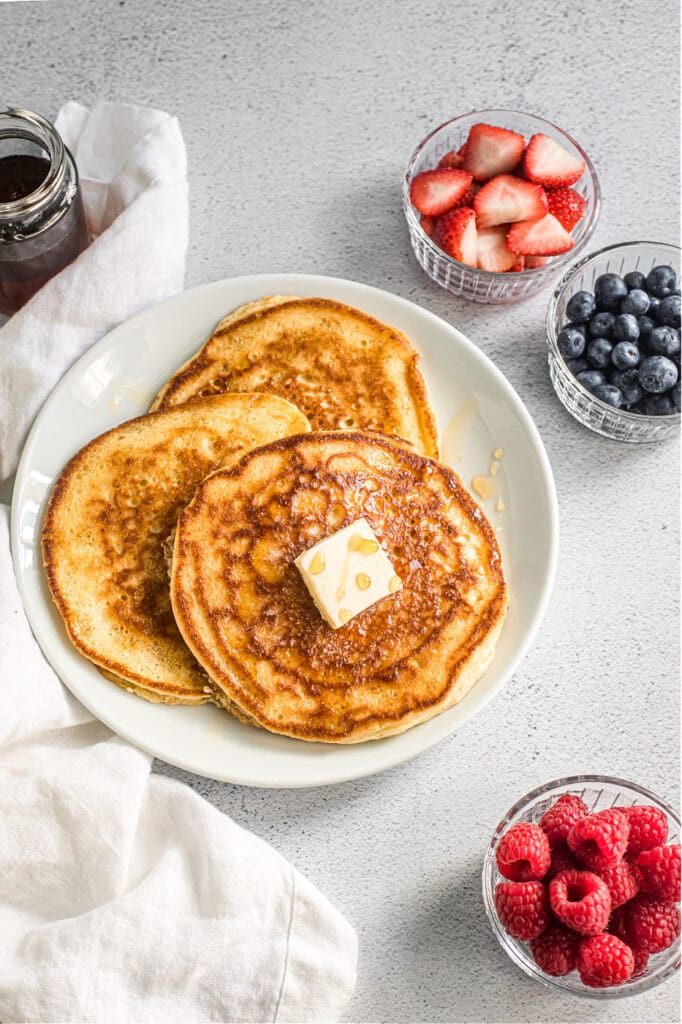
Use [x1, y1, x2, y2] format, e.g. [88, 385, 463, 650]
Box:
[5, 0, 680, 1020]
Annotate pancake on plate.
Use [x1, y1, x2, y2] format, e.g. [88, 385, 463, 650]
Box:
[150, 296, 439, 458]
[42, 393, 310, 705]
[170, 430, 508, 741]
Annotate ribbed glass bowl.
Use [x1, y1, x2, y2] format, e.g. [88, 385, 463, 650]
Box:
[482, 775, 681, 997]
[547, 241, 681, 442]
[402, 109, 600, 304]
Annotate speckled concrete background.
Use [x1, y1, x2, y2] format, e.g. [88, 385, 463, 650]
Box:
[5, 0, 680, 1020]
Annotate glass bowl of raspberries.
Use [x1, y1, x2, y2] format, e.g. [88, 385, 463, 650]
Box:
[547, 241, 681, 442]
[402, 109, 600, 304]
[482, 775, 680, 996]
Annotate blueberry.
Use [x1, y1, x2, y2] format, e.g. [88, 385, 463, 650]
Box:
[558, 325, 587, 360]
[576, 369, 606, 391]
[645, 265, 677, 298]
[613, 313, 640, 343]
[624, 270, 647, 291]
[586, 337, 613, 369]
[611, 341, 641, 369]
[592, 383, 623, 408]
[638, 355, 679, 393]
[648, 296, 661, 316]
[621, 289, 650, 316]
[672, 381, 681, 412]
[588, 311, 616, 338]
[594, 273, 628, 312]
[610, 368, 644, 405]
[656, 294, 681, 328]
[638, 315, 655, 341]
[643, 394, 675, 416]
[566, 356, 588, 375]
[566, 290, 596, 323]
[648, 326, 681, 357]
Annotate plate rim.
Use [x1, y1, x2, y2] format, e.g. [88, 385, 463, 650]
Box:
[10, 272, 559, 787]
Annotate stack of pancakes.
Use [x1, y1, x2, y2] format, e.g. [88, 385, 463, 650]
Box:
[43, 296, 507, 743]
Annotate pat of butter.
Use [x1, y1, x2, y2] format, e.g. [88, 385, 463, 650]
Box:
[294, 517, 402, 629]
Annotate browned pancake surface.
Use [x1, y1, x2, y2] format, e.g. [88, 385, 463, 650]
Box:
[42, 393, 310, 703]
[171, 431, 507, 741]
[151, 297, 439, 458]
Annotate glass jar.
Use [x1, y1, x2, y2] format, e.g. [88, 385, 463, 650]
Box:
[0, 107, 89, 316]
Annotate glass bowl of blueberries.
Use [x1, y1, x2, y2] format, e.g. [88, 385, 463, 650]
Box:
[546, 241, 680, 442]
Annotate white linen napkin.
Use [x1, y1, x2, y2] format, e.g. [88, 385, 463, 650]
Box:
[0, 102, 357, 1024]
[0, 100, 189, 488]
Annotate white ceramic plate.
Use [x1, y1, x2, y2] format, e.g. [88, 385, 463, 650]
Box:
[11, 274, 558, 788]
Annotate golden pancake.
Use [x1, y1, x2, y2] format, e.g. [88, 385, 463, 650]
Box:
[42, 393, 310, 704]
[150, 296, 439, 458]
[170, 430, 507, 741]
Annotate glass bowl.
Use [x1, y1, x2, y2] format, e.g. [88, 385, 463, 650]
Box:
[402, 109, 600, 305]
[547, 241, 681, 442]
[482, 775, 681, 997]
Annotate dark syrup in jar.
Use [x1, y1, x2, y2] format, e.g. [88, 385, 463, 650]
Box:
[0, 153, 50, 202]
[0, 146, 89, 317]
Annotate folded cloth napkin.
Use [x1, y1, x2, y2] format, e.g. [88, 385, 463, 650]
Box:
[0, 100, 189, 488]
[0, 102, 357, 1024]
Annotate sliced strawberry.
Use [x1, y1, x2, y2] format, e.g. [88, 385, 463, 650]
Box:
[508, 254, 525, 272]
[473, 175, 548, 228]
[420, 214, 436, 237]
[476, 225, 517, 272]
[409, 168, 473, 216]
[463, 123, 526, 182]
[546, 187, 587, 231]
[433, 206, 478, 267]
[507, 213, 574, 256]
[523, 133, 585, 188]
[457, 180, 480, 209]
[457, 142, 468, 160]
[438, 150, 464, 169]
[525, 255, 550, 268]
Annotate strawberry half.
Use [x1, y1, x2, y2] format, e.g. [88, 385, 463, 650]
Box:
[546, 187, 587, 231]
[525, 255, 550, 268]
[410, 168, 473, 216]
[476, 225, 517, 272]
[420, 215, 436, 237]
[473, 174, 548, 228]
[507, 213, 574, 256]
[463, 123, 526, 182]
[433, 206, 478, 267]
[523, 133, 585, 188]
[438, 150, 464, 169]
[508, 254, 525, 272]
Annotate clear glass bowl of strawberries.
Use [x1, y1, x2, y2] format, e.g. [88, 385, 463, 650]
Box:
[482, 776, 680, 996]
[403, 110, 600, 304]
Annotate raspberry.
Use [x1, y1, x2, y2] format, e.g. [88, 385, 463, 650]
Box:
[599, 859, 640, 909]
[577, 934, 634, 987]
[567, 808, 629, 871]
[529, 921, 580, 976]
[539, 794, 588, 848]
[494, 880, 551, 940]
[636, 844, 681, 902]
[620, 805, 668, 858]
[632, 951, 649, 978]
[545, 842, 578, 880]
[622, 894, 681, 954]
[549, 869, 611, 936]
[495, 822, 551, 881]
